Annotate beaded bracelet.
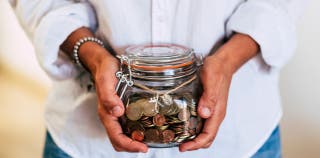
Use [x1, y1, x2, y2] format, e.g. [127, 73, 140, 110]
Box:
[73, 37, 104, 68]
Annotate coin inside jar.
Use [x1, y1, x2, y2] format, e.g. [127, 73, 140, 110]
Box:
[153, 114, 166, 126]
[131, 130, 144, 142]
[141, 99, 159, 117]
[162, 130, 175, 143]
[159, 94, 173, 105]
[178, 108, 191, 121]
[144, 129, 161, 142]
[126, 101, 143, 121]
[188, 117, 198, 129]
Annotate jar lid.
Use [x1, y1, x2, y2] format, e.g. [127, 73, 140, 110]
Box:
[123, 44, 198, 80]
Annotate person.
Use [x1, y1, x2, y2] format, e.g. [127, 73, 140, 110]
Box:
[9, 0, 304, 157]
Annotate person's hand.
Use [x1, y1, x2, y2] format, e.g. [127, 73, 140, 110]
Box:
[179, 33, 259, 152]
[88, 48, 148, 153]
[61, 27, 148, 152]
[179, 54, 232, 151]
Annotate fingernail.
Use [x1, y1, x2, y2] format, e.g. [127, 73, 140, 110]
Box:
[202, 107, 211, 117]
[111, 106, 121, 116]
[142, 148, 148, 153]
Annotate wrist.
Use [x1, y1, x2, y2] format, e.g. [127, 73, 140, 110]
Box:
[78, 42, 114, 74]
[210, 33, 259, 74]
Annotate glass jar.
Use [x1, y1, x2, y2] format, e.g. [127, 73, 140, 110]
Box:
[116, 44, 203, 148]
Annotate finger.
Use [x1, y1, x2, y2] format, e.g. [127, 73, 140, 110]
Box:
[197, 92, 217, 118]
[198, 75, 224, 118]
[96, 74, 125, 117]
[179, 115, 219, 152]
[98, 104, 148, 153]
[182, 78, 229, 151]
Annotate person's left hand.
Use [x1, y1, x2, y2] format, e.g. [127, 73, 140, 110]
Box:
[179, 54, 233, 151]
[179, 33, 259, 152]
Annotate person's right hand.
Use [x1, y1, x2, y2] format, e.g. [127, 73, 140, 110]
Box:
[84, 45, 148, 153]
[90, 48, 148, 153]
[61, 27, 148, 153]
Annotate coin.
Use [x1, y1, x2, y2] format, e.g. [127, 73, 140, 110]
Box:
[196, 116, 203, 134]
[173, 97, 188, 109]
[167, 116, 183, 124]
[153, 114, 166, 126]
[188, 117, 198, 129]
[140, 116, 154, 128]
[159, 94, 173, 106]
[126, 103, 142, 121]
[188, 134, 196, 140]
[125, 121, 144, 133]
[159, 102, 172, 115]
[168, 102, 180, 115]
[144, 129, 161, 142]
[142, 99, 159, 117]
[178, 108, 190, 121]
[162, 130, 175, 143]
[131, 130, 144, 142]
[158, 124, 169, 131]
[189, 105, 198, 116]
[172, 123, 186, 134]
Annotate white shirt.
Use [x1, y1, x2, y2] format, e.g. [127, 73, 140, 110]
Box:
[10, 0, 304, 157]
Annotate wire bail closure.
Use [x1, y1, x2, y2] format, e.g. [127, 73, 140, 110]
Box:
[115, 55, 134, 99]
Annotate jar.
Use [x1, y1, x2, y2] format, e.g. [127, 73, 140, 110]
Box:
[116, 44, 203, 148]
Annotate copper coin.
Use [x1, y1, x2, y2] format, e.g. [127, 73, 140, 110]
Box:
[153, 114, 166, 126]
[140, 117, 154, 128]
[188, 129, 196, 136]
[125, 121, 144, 133]
[131, 130, 144, 142]
[196, 116, 203, 134]
[162, 130, 175, 143]
[178, 108, 190, 121]
[144, 129, 161, 142]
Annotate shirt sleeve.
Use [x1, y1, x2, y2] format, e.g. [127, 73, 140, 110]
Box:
[226, 0, 307, 68]
[9, 0, 97, 80]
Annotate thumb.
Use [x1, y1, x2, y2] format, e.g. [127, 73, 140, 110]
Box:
[197, 92, 217, 119]
[100, 92, 125, 117]
[96, 76, 124, 117]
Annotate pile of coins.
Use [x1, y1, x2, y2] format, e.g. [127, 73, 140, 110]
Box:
[121, 92, 203, 147]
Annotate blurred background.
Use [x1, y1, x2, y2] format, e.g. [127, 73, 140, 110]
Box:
[0, 0, 319, 158]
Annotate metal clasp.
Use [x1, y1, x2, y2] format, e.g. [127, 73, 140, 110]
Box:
[115, 55, 134, 99]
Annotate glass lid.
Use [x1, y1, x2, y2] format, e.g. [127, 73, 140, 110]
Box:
[124, 44, 195, 72]
[125, 44, 192, 61]
[122, 44, 198, 80]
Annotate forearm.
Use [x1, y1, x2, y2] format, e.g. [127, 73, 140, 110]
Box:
[60, 27, 114, 74]
[210, 33, 259, 74]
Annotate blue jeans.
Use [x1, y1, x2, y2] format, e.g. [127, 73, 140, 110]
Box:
[43, 127, 281, 158]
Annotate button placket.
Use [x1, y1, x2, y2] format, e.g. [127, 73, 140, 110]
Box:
[151, 0, 169, 43]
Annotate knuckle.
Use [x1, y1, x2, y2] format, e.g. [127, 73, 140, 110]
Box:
[111, 141, 124, 152]
[203, 142, 213, 149]
[100, 99, 110, 107]
[194, 138, 205, 147]
[113, 146, 123, 152]
[209, 134, 216, 143]
[100, 97, 113, 108]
